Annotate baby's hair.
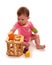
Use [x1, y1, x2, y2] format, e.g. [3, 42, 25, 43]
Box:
[17, 7, 29, 17]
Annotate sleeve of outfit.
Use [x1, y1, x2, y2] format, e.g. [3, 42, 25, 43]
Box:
[29, 22, 38, 33]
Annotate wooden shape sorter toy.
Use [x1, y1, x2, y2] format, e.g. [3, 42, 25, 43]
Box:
[6, 34, 24, 56]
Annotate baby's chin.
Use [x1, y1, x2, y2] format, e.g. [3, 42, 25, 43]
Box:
[18, 22, 24, 26]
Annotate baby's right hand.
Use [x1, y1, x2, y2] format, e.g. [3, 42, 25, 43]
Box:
[6, 31, 14, 42]
[8, 31, 14, 40]
[8, 31, 13, 35]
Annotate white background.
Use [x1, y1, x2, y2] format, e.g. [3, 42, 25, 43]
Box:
[0, 0, 52, 65]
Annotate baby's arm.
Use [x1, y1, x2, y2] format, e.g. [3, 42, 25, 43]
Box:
[8, 22, 18, 35]
[30, 22, 38, 33]
[8, 27, 16, 35]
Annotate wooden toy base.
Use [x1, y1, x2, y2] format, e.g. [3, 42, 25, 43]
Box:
[6, 43, 23, 56]
[6, 34, 24, 57]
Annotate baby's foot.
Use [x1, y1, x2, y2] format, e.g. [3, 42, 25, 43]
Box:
[23, 47, 28, 53]
[36, 45, 45, 49]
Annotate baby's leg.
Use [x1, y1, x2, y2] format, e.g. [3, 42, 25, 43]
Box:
[23, 41, 30, 48]
[23, 42, 30, 53]
[31, 34, 45, 49]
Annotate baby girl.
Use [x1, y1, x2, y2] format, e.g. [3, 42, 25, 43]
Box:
[8, 7, 45, 50]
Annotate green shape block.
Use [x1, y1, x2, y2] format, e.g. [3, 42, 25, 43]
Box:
[32, 28, 37, 33]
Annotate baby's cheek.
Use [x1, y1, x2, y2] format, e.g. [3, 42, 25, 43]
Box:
[18, 22, 22, 25]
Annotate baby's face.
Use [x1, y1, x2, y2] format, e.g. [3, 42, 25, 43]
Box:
[17, 14, 29, 26]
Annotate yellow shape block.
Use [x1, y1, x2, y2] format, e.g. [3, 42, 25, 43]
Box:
[25, 50, 30, 57]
